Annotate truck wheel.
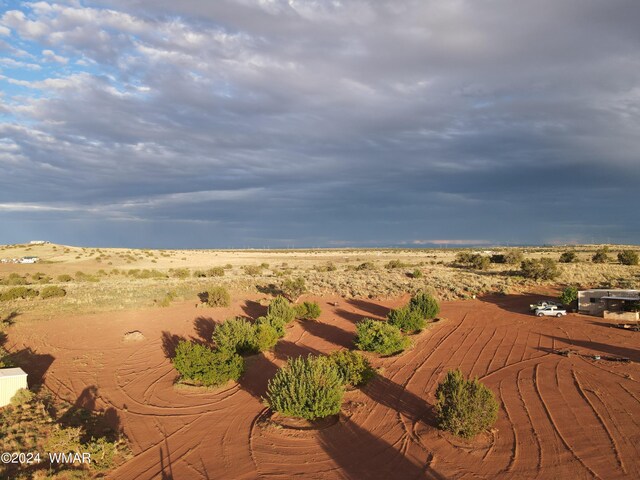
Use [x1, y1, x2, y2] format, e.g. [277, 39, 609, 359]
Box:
[537, 313, 544, 317]
[556, 313, 562, 317]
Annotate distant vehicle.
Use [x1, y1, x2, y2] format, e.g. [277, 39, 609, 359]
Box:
[529, 300, 562, 311]
[535, 306, 567, 317]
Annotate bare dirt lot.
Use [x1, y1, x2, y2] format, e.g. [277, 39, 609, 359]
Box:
[8, 292, 639, 479]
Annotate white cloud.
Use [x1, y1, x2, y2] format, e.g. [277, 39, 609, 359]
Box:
[42, 49, 68, 64]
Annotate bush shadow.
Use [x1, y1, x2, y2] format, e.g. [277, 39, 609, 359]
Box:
[161, 331, 186, 359]
[58, 385, 121, 443]
[273, 340, 322, 362]
[479, 292, 559, 315]
[539, 334, 639, 362]
[361, 375, 436, 427]
[318, 417, 445, 480]
[256, 283, 284, 297]
[346, 299, 391, 319]
[237, 353, 279, 401]
[242, 300, 268, 319]
[193, 316, 216, 342]
[298, 320, 354, 349]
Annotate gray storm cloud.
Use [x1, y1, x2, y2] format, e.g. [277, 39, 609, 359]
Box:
[0, 0, 638, 247]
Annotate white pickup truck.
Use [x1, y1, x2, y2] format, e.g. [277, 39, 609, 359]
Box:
[529, 300, 562, 311]
[535, 306, 567, 317]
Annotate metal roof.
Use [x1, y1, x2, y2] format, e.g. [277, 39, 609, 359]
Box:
[0, 367, 28, 378]
[602, 296, 640, 301]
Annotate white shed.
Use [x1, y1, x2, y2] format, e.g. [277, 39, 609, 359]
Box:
[0, 367, 28, 407]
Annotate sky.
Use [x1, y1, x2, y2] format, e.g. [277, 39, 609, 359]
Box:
[0, 0, 638, 248]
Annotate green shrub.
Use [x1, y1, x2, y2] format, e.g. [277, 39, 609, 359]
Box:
[455, 252, 473, 264]
[294, 301, 322, 320]
[355, 319, 410, 356]
[2, 273, 28, 286]
[171, 268, 191, 279]
[490, 254, 506, 264]
[172, 340, 244, 387]
[157, 291, 176, 307]
[243, 265, 263, 276]
[0, 346, 15, 368]
[618, 250, 639, 266]
[592, 248, 610, 264]
[504, 250, 524, 265]
[213, 317, 257, 354]
[385, 259, 407, 269]
[265, 355, 344, 420]
[207, 267, 225, 277]
[281, 277, 307, 301]
[10, 388, 34, 407]
[409, 292, 440, 320]
[205, 286, 231, 307]
[268, 296, 295, 324]
[255, 314, 287, 338]
[355, 262, 376, 271]
[559, 251, 578, 263]
[387, 305, 426, 333]
[520, 258, 560, 280]
[40, 286, 66, 299]
[193, 270, 207, 278]
[329, 350, 375, 387]
[252, 322, 280, 351]
[0, 287, 39, 302]
[559, 286, 578, 305]
[470, 254, 491, 270]
[435, 369, 499, 439]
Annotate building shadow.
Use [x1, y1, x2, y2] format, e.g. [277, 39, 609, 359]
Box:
[540, 334, 639, 362]
[161, 331, 186, 359]
[242, 300, 268, 319]
[317, 417, 445, 480]
[298, 320, 354, 349]
[346, 299, 391, 319]
[193, 316, 216, 342]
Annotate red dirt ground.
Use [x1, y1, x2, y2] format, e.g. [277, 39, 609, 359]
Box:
[8, 293, 640, 479]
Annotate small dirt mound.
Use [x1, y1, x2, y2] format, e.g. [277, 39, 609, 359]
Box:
[123, 330, 145, 342]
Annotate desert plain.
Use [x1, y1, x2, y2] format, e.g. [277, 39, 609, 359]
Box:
[1, 242, 639, 479]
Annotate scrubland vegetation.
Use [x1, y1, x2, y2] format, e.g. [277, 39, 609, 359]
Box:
[0, 243, 638, 319]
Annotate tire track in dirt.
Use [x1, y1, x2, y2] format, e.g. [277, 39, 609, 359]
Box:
[533, 363, 601, 479]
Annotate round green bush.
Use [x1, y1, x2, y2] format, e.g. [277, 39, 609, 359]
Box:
[294, 301, 321, 320]
[266, 355, 344, 420]
[559, 251, 578, 263]
[57, 274, 73, 282]
[0, 287, 39, 302]
[256, 315, 287, 338]
[281, 277, 307, 301]
[329, 350, 375, 387]
[559, 286, 578, 305]
[387, 305, 427, 333]
[213, 317, 257, 354]
[354, 319, 410, 356]
[172, 340, 244, 387]
[267, 296, 295, 324]
[408, 292, 440, 320]
[520, 258, 560, 280]
[618, 250, 639, 266]
[252, 322, 280, 351]
[205, 286, 231, 307]
[435, 369, 499, 439]
[40, 285, 66, 299]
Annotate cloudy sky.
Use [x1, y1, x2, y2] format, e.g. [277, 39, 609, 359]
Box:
[0, 0, 638, 248]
